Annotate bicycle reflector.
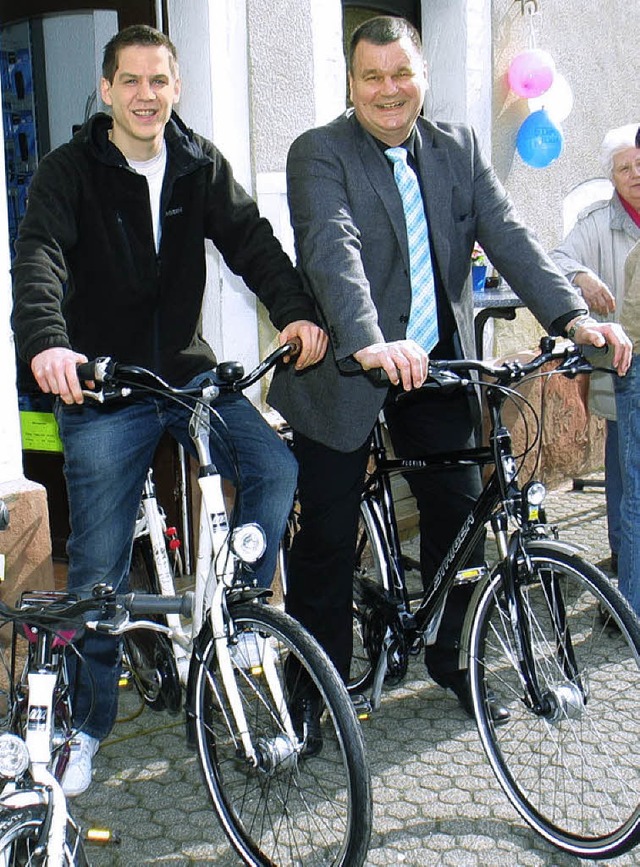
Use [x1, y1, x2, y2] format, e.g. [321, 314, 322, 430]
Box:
[0, 733, 29, 779]
[231, 523, 267, 564]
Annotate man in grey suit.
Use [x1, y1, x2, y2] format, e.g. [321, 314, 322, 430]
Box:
[269, 16, 631, 729]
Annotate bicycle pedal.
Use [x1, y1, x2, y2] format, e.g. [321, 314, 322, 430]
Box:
[85, 827, 121, 846]
[351, 693, 372, 721]
[118, 672, 133, 689]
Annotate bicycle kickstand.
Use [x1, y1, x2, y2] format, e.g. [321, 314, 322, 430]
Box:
[369, 628, 393, 711]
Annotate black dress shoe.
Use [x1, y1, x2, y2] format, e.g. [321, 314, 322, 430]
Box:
[443, 671, 510, 726]
[289, 695, 324, 757]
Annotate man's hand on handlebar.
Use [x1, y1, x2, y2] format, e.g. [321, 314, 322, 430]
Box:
[353, 339, 429, 390]
[278, 320, 328, 370]
[30, 346, 89, 405]
[567, 317, 632, 375]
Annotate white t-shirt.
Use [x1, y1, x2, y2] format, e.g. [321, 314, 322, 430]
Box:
[127, 141, 167, 253]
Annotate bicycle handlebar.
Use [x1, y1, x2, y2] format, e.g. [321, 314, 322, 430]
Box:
[0, 587, 193, 634]
[76, 339, 301, 404]
[425, 338, 611, 392]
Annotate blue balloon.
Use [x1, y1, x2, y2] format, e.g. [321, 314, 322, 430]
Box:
[516, 109, 564, 168]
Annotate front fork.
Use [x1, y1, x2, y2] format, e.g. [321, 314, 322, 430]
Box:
[195, 473, 296, 766]
[493, 515, 578, 714]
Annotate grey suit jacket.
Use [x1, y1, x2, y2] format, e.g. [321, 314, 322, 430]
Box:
[268, 111, 584, 452]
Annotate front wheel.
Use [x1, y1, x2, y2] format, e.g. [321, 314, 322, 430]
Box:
[0, 802, 88, 865]
[350, 499, 391, 694]
[189, 602, 372, 866]
[469, 543, 640, 859]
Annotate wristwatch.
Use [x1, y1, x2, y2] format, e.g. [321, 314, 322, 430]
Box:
[566, 314, 592, 342]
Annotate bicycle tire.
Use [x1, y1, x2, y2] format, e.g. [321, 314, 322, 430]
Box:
[0, 801, 88, 865]
[350, 499, 389, 693]
[190, 601, 372, 866]
[468, 542, 640, 859]
[123, 537, 181, 713]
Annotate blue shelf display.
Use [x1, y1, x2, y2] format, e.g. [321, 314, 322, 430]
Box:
[1, 37, 39, 257]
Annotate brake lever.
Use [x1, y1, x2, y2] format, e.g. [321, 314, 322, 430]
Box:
[81, 385, 132, 403]
[427, 369, 467, 391]
[557, 344, 606, 379]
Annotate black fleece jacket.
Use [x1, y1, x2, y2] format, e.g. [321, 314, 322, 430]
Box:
[11, 112, 316, 385]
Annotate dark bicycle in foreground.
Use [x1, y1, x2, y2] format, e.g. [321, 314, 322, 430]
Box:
[343, 337, 640, 860]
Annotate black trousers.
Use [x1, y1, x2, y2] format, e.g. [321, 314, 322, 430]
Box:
[285, 387, 483, 685]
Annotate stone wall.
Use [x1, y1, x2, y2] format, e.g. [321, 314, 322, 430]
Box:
[0, 478, 54, 607]
[489, 351, 604, 489]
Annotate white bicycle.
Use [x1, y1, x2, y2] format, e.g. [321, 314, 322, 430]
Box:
[0, 344, 372, 866]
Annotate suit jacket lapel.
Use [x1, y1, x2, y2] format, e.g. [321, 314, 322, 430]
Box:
[353, 118, 411, 273]
[415, 120, 452, 292]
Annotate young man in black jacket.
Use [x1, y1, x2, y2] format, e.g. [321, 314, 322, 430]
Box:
[11, 24, 327, 796]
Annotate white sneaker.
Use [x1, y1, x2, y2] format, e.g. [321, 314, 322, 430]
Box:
[61, 733, 99, 797]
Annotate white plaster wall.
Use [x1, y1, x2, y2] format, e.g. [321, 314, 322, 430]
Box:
[310, 0, 346, 127]
[168, 0, 260, 398]
[0, 90, 23, 484]
[422, 0, 492, 155]
[248, 0, 345, 173]
[248, 0, 345, 365]
[490, 0, 638, 355]
[492, 0, 639, 253]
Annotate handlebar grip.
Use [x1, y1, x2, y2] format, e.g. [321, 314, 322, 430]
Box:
[121, 592, 194, 618]
[76, 357, 113, 384]
[284, 338, 302, 357]
[76, 361, 97, 382]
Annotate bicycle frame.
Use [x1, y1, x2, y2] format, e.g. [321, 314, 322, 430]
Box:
[123, 380, 296, 765]
[362, 365, 565, 712]
[135, 470, 192, 684]
[1, 619, 77, 863]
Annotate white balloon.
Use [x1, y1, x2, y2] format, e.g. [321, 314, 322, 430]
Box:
[528, 72, 574, 123]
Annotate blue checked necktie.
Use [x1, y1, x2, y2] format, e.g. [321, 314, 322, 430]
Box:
[385, 147, 439, 352]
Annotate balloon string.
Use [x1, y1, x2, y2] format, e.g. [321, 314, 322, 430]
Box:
[527, 10, 537, 49]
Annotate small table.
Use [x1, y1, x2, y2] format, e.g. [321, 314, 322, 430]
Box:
[473, 286, 525, 359]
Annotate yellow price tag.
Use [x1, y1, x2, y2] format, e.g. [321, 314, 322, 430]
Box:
[20, 412, 63, 453]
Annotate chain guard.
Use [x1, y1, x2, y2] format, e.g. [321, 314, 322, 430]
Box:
[355, 577, 409, 685]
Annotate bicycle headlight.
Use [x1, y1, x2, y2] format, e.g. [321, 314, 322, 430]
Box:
[0, 733, 30, 779]
[523, 481, 547, 523]
[231, 523, 267, 564]
[524, 481, 546, 507]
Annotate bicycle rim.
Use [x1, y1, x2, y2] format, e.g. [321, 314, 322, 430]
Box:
[0, 802, 88, 865]
[191, 602, 372, 866]
[124, 538, 182, 713]
[350, 500, 388, 693]
[469, 544, 640, 858]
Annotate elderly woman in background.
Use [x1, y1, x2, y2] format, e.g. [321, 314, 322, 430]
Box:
[616, 237, 640, 616]
[550, 123, 640, 576]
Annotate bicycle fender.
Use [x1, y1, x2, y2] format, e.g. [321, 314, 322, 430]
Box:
[226, 587, 272, 607]
[521, 537, 587, 558]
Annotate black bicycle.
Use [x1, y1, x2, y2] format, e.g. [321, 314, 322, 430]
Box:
[345, 337, 640, 860]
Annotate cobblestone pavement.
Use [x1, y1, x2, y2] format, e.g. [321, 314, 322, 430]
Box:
[70, 477, 640, 867]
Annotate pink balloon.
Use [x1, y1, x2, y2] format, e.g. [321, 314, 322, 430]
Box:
[508, 49, 555, 98]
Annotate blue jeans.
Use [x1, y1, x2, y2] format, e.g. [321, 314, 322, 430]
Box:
[55, 376, 297, 739]
[614, 358, 640, 617]
[605, 418, 622, 557]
